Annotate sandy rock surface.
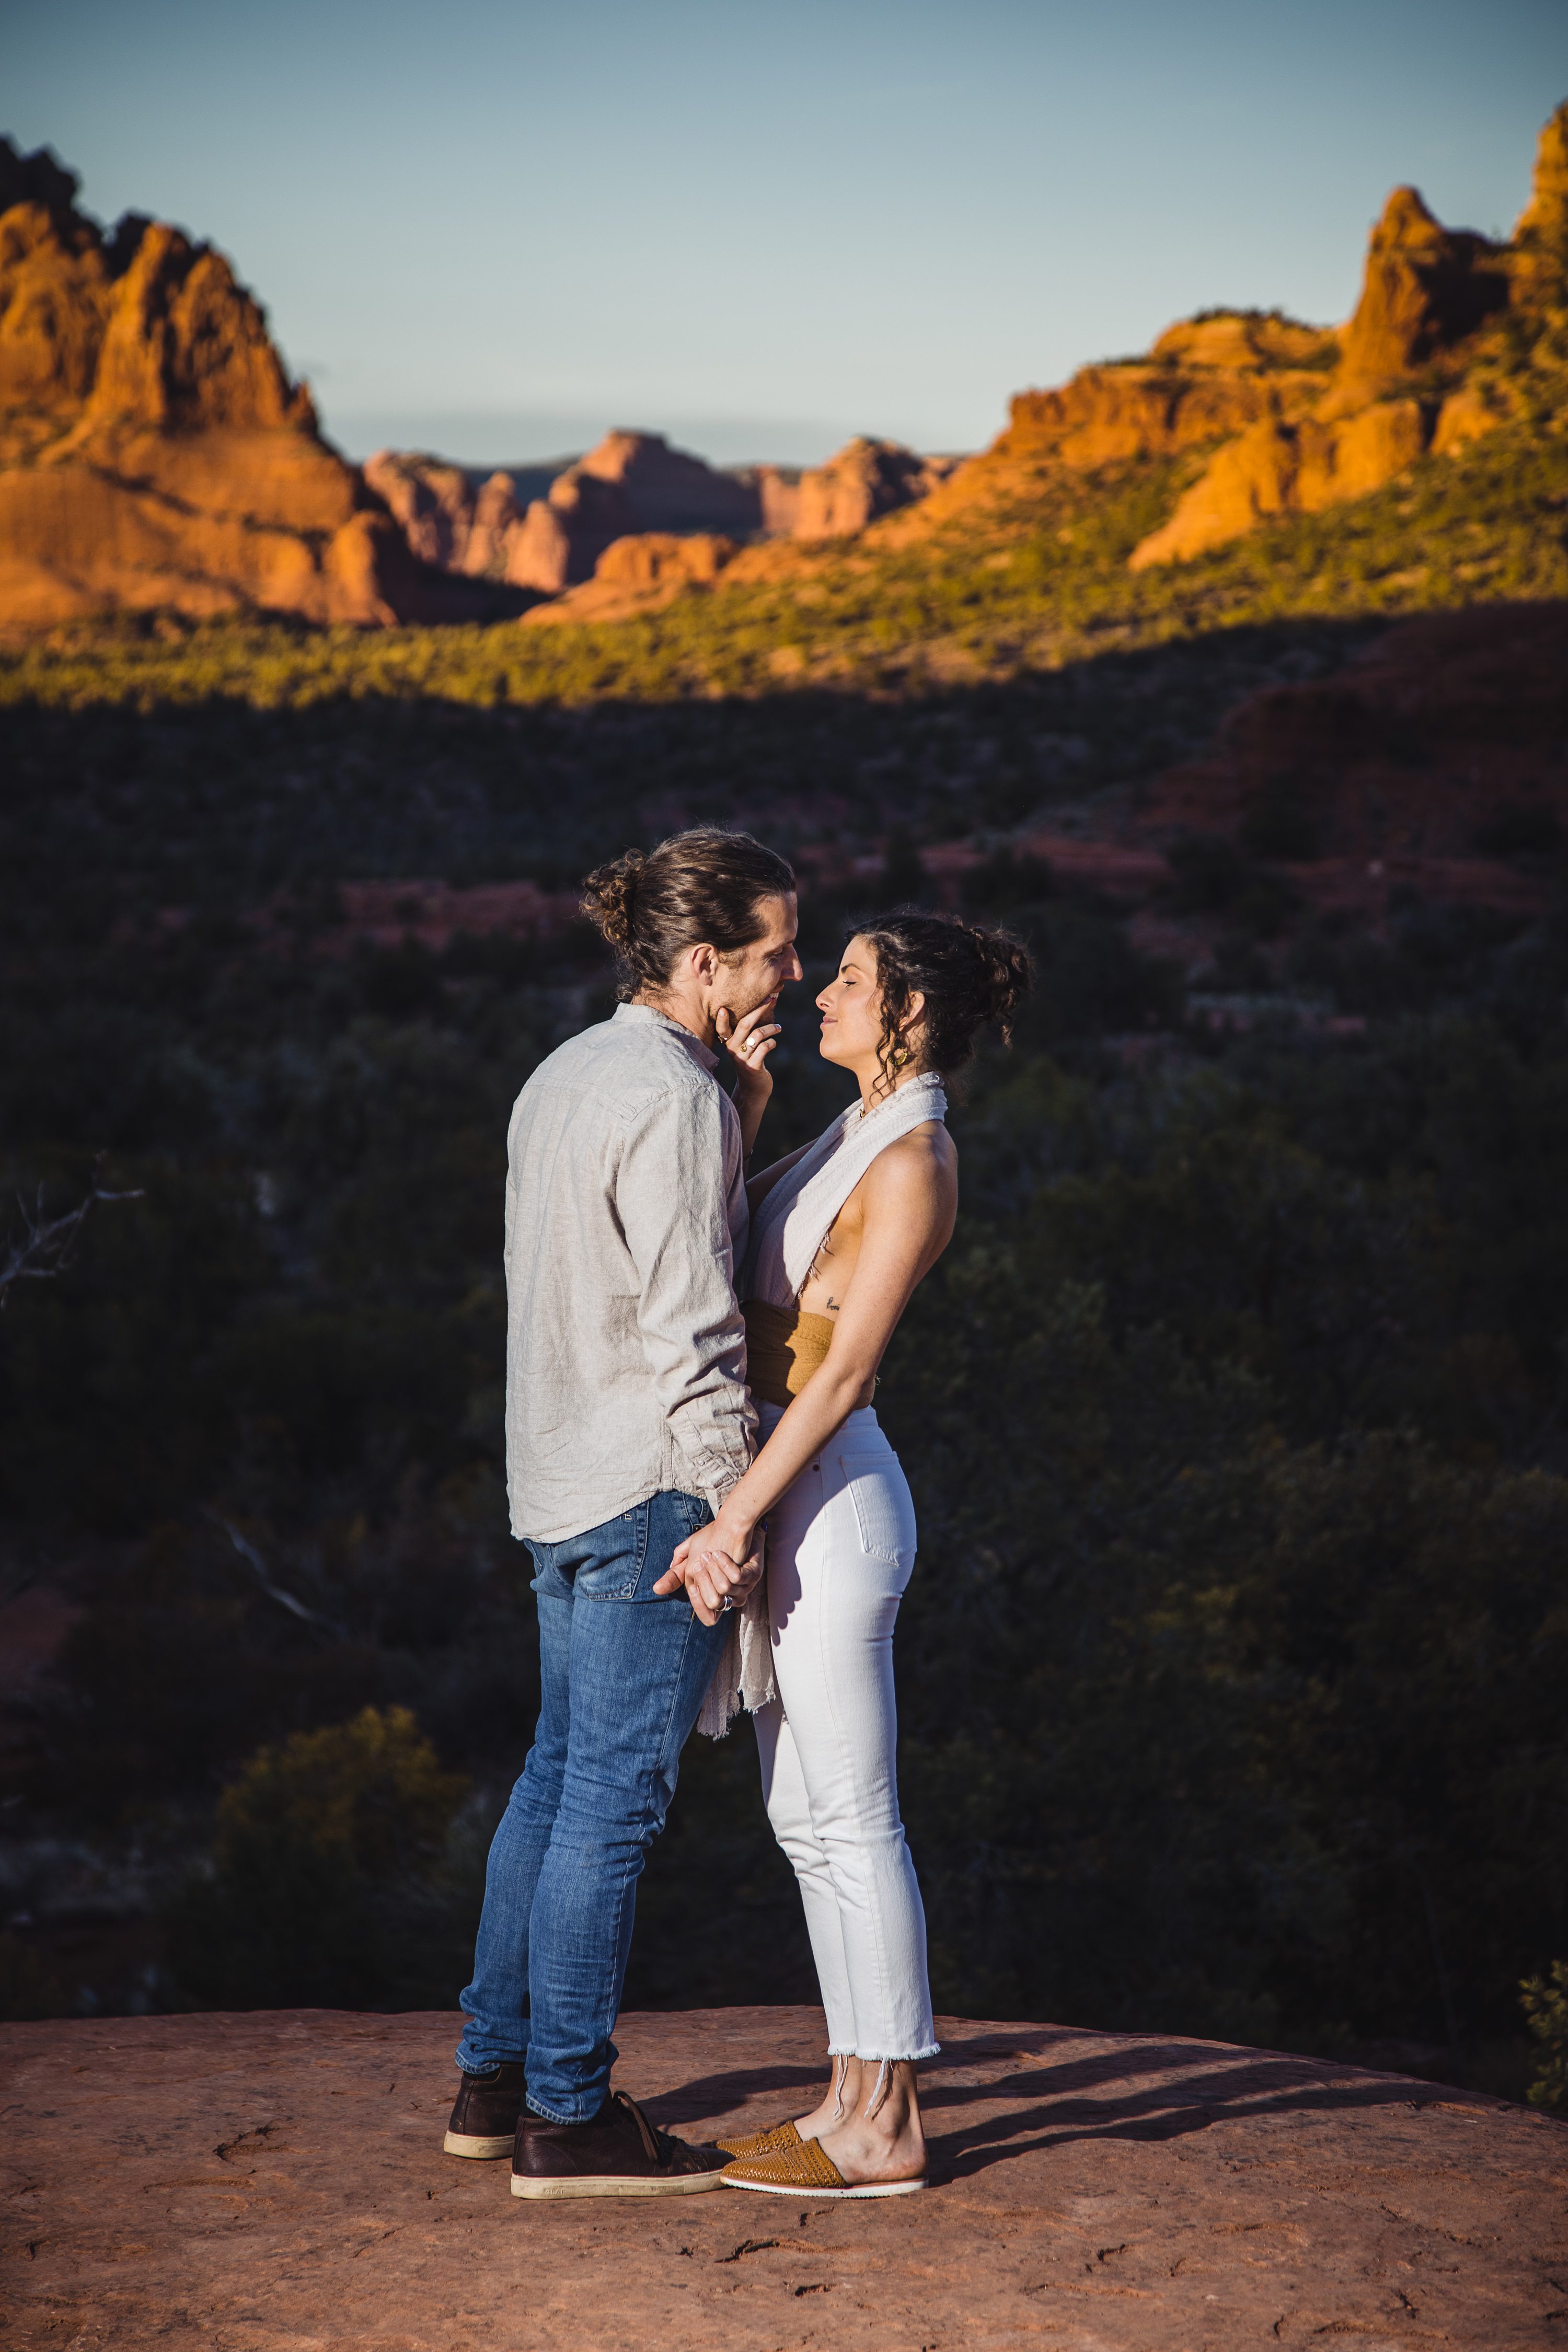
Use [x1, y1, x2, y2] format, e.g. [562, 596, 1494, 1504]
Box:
[3, 2004, 1563, 2349]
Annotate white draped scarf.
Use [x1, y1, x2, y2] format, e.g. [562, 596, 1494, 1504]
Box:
[697, 1072, 949, 1737]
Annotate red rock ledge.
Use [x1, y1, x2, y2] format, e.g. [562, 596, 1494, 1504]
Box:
[3, 2005, 1562, 2348]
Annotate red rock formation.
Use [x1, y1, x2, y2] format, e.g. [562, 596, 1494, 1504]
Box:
[1126, 104, 1564, 568]
[792, 436, 958, 538]
[377, 429, 766, 594]
[1327, 187, 1509, 412]
[0, 140, 424, 628]
[573, 430, 760, 533]
[463, 469, 525, 575]
[522, 529, 739, 625]
[1129, 398, 1428, 569]
[755, 464, 802, 534]
[506, 464, 639, 591]
[1001, 349, 1330, 470]
[1513, 97, 1568, 295]
[882, 102, 1559, 573]
[887, 314, 1337, 547]
[361, 451, 477, 570]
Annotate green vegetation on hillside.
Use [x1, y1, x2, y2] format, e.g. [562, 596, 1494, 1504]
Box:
[3, 425, 1564, 713]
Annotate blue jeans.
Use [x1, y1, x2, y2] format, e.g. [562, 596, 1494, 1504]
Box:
[456, 1488, 727, 2122]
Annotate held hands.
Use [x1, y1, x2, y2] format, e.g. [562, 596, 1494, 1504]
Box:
[653, 1520, 764, 1627]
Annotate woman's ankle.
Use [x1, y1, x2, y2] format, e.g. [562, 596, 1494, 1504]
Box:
[794, 2054, 859, 2137]
[818, 2058, 925, 2174]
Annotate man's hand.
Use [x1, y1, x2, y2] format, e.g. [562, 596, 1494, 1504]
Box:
[654, 1528, 763, 1626]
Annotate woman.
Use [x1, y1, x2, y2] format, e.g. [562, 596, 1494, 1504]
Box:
[661, 909, 1030, 2198]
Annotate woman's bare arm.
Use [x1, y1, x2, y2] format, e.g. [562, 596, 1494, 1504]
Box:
[655, 1127, 957, 1596]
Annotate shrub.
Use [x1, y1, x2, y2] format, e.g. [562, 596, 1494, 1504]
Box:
[0, 1932, 69, 2022]
[164, 1707, 471, 2009]
[1521, 1961, 1568, 2112]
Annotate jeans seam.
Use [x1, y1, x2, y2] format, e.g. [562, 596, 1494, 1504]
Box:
[815, 1461, 893, 2056]
[797, 1449, 912, 2060]
[652, 1597, 704, 1789]
[509, 1490, 720, 2119]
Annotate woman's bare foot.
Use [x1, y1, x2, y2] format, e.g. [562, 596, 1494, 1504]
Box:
[816, 2058, 926, 2183]
[792, 2054, 859, 2141]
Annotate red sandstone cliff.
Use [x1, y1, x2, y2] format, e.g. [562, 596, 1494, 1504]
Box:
[0, 140, 426, 628]
[791, 436, 959, 538]
[367, 431, 766, 594]
[515, 431, 759, 591]
[1128, 106, 1564, 568]
[894, 98, 1567, 570]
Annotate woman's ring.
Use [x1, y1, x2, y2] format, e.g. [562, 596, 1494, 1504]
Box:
[719, 1596, 736, 1613]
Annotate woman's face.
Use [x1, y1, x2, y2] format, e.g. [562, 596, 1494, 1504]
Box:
[816, 936, 885, 1072]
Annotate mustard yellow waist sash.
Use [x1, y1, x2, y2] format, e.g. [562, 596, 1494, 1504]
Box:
[743, 1298, 876, 1412]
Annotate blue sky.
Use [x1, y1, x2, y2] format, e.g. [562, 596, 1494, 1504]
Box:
[8, 0, 1566, 465]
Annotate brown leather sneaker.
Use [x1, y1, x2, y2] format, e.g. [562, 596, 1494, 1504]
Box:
[510, 2088, 729, 2200]
[443, 2061, 527, 2158]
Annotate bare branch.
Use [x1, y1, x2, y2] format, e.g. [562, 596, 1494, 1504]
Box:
[204, 1511, 338, 1634]
[0, 1156, 144, 1309]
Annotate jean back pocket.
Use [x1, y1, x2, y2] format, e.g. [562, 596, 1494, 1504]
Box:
[838, 1452, 913, 1565]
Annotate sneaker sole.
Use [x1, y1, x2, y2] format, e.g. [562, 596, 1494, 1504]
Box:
[510, 2169, 727, 2200]
[723, 2173, 928, 2199]
[444, 2131, 515, 2159]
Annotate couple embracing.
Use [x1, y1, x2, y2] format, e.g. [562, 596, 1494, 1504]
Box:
[442, 827, 1028, 2201]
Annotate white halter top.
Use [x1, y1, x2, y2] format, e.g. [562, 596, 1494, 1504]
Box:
[743, 1071, 949, 1308]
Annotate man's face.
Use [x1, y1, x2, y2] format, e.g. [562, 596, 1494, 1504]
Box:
[710, 892, 803, 1023]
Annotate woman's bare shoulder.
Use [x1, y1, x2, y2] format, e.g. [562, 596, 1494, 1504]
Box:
[882, 1119, 957, 1171]
[862, 1122, 958, 1211]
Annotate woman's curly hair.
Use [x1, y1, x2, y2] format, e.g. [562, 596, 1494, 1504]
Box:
[852, 908, 1033, 1098]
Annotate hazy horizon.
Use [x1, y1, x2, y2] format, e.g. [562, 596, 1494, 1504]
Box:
[8, 0, 1567, 471]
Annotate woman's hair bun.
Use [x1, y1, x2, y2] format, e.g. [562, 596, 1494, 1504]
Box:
[964, 921, 1033, 1044]
[580, 848, 644, 950]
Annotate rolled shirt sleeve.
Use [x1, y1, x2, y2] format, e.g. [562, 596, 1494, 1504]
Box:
[616, 1077, 756, 1509]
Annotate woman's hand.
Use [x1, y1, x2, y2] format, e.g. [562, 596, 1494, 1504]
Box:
[654, 1512, 763, 1625]
[717, 1001, 780, 1159]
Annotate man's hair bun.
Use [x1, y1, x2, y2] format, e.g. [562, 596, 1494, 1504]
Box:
[579, 828, 796, 998]
[580, 849, 644, 950]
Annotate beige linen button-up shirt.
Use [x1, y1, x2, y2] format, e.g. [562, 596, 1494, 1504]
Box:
[502, 1001, 755, 1544]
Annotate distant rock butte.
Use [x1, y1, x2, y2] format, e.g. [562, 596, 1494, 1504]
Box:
[522, 529, 741, 626]
[792, 436, 961, 538]
[0, 139, 440, 628]
[367, 431, 765, 595]
[370, 430, 961, 603]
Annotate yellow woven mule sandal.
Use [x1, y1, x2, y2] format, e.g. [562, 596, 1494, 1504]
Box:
[721, 2136, 927, 2200]
[714, 2117, 804, 2159]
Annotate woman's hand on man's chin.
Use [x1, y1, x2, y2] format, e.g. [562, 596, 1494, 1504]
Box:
[716, 1002, 779, 1102]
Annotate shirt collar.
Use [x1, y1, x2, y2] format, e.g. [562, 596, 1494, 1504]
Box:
[612, 999, 720, 1075]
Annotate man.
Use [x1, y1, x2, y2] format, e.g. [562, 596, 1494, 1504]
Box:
[443, 826, 802, 2199]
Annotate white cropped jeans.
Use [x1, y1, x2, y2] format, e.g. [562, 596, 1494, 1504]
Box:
[753, 1401, 938, 2062]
